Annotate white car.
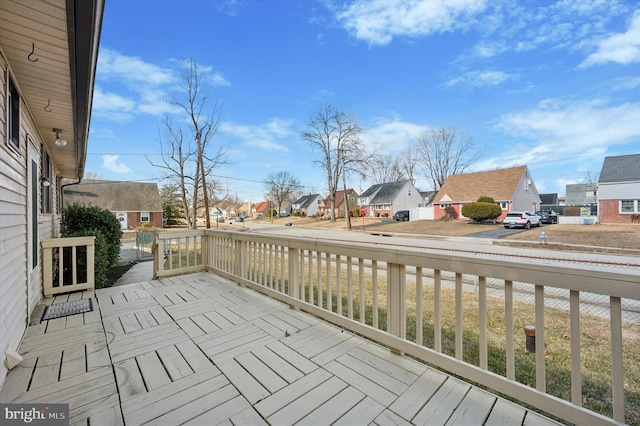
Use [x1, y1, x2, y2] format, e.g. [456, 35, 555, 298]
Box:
[503, 211, 541, 229]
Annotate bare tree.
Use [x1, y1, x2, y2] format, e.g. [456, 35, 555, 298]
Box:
[396, 147, 419, 185]
[301, 103, 366, 225]
[367, 154, 403, 184]
[264, 171, 301, 216]
[149, 59, 228, 229]
[415, 126, 482, 190]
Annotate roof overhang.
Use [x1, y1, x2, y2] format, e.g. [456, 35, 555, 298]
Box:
[0, 0, 104, 178]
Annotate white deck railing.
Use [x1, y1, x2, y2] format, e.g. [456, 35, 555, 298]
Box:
[42, 236, 95, 296]
[153, 229, 639, 425]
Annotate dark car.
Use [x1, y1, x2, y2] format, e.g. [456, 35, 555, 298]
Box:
[535, 210, 558, 224]
[235, 216, 244, 222]
[393, 210, 410, 221]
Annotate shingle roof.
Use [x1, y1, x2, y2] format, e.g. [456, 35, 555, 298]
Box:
[539, 193, 558, 205]
[598, 153, 640, 183]
[370, 181, 410, 204]
[432, 166, 528, 204]
[63, 180, 162, 211]
[294, 194, 320, 209]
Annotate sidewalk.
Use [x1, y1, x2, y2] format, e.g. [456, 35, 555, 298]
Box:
[115, 240, 154, 286]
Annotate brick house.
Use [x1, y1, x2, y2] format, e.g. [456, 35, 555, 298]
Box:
[597, 153, 640, 224]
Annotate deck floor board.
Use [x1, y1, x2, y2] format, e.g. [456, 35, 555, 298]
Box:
[1, 271, 562, 425]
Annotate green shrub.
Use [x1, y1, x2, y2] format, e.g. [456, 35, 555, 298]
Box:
[61, 203, 122, 266]
[476, 196, 495, 203]
[461, 202, 502, 222]
[63, 229, 110, 289]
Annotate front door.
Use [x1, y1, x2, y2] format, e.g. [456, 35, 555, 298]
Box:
[27, 139, 39, 320]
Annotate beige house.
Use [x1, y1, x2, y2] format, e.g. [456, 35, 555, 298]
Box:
[64, 180, 164, 229]
[0, 0, 104, 387]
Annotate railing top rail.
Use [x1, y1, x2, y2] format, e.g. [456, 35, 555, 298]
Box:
[200, 229, 640, 299]
[156, 230, 205, 240]
[41, 236, 95, 248]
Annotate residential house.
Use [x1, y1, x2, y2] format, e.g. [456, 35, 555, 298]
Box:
[252, 201, 270, 217]
[291, 194, 322, 216]
[432, 166, 540, 220]
[597, 153, 640, 224]
[359, 181, 422, 218]
[319, 189, 359, 218]
[420, 190, 438, 206]
[0, 0, 103, 386]
[540, 193, 559, 211]
[565, 183, 597, 207]
[234, 201, 252, 217]
[64, 180, 163, 229]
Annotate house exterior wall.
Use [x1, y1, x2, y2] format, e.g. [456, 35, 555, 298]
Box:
[598, 181, 640, 224]
[1, 55, 59, 386]
[511, 172, 541, 212]
[125, 211, 163, 229]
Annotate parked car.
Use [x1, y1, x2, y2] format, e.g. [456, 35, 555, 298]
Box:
[235, 216, 244, 222]
[535, 210, 558, 224]
[393, 210, 410, 221]
[503, 211, 541, 229]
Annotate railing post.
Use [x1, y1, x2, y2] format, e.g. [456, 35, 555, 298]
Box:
[288, 247, 299, 301]
[153, 236, 160, 279]
[236, 239, 247, 280]
[387, 262, 406, 355]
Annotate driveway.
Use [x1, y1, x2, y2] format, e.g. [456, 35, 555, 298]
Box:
[466, 226, 537, 239]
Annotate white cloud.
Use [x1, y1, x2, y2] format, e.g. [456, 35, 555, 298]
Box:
[442, 70, 514, 88]
[101, 155, 131, 173]
[220, 118, 293, 152]
[363, 119, 429, 152]
[488, 98, 640, 168]
[95, 49, 229, 120]
[580, 10, 640, 67]
[334, 0, 487, 46]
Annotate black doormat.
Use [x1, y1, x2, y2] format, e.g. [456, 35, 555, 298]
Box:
[42, 299, 93, 320]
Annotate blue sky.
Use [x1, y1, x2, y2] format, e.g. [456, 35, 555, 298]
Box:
[87, 0, 640, 202]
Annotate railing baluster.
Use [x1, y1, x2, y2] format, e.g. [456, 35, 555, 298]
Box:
[610, 296, 624, 422]
[359, 258, 365, 324]
[535, 284, 546, 391]
[455, 272, 463, 360]
[478, 276, 487, 370]
[372, 260, 378, 329]
[336, 255, 342, 315]
[326, 253, 332, 312]
[570, 290, 581, 406]
[434, 269, 442, 352]
[347, 256, 353, 319]
[416, 267, 423, 345]
[317, 252, 322, 309]
[308, 250, 314, 304]
[72, 245, 77, 285]
[505, 280, 514, 380]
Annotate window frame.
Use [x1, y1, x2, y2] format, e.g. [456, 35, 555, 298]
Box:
[41, 143, 53, 214]
[619, 200, 638, 214]
[140, 211, 151, 222]
[7, 73, 21, 153]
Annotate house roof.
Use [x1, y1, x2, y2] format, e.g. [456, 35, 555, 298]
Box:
[323, 189, 358, 207]
[598, 153, 640, 183]
[420, 191, 438, 204]
[540, 193, 558, 205]
[254, 201, 270, 213]
[63, 180, 162, 212]
[369, 181, 411, 204]
[294, 194, 320, 209]
[433, 166, 528, 204]
[0, 0, 104, 179]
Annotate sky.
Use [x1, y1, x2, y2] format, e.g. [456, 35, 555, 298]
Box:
[87, 0, 640, 202]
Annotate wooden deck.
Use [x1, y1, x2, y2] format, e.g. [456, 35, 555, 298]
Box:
[0, 272, 560, 425]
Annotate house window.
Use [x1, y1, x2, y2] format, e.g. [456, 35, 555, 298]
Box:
[408, 190, 412, 196]
[41, 144, 52, 214]
[141, 212, 150, 222]
[498, 202, 508, 210]
[7, 75, 20, 152]
[620, 200, 638, 213]
[440, 204, 451, 209]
